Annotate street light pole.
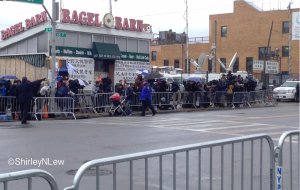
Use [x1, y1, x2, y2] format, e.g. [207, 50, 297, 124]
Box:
[186, 0, 189, 74]
[51, 0, 56, 99]
[109, 0, 112, 14]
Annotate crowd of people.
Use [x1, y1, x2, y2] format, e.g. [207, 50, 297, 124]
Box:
[0, 77, 46, 124]
[182, 71, 258, 108]
[0, 70, 287, 121]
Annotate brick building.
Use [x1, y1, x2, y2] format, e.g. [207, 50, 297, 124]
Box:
[150, 0, 299, 76]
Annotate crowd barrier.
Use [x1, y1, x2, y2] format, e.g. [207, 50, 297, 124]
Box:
[0, 90, 279, 119]
[275, 130, 299, 190]
[93, 93, 114, 113]
[73, 94, 97, 114]
[0, 131, 298, 190]
[34, 97, 76, 120]
[0, 169, 58, 190]
[64, 134, 275, 190]
[152, 92, 176, 110]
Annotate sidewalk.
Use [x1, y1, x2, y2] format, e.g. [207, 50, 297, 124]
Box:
[0, 102, 275, 122]
[52, 103, 269, 120]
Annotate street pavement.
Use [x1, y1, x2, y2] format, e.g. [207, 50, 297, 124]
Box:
[0, 102, 298, 189]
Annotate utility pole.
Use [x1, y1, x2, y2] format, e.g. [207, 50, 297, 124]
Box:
[288, 1, 293, 74]
[185, 0, 189, 74]
[51, 0, 56, 99]
[181, 44, 183, 85]
[263, 21, 273, 89]
[213, 20, 217, 73]
[109, 0, 112, 14]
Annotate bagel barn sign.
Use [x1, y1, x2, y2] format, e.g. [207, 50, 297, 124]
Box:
[1, 9, 150, 41]
[1, 11, 47, 40]
[61, 9, 145, 32]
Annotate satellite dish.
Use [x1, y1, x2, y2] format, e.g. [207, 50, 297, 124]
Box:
[217, 52, 238, 72]
[198, 53, 207, 68]
[228, 52, 237, 70]
[190, 59, 198, 67]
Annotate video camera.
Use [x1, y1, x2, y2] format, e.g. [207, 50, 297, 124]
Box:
[102, 77, 112, 85]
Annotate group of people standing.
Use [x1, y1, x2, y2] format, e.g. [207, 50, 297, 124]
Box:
[98, 74, 157, 117]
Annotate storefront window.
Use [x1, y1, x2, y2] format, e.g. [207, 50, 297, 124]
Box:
[94, 60, 109, 72]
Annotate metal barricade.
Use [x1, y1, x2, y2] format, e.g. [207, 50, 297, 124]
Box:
[152, 92, 175, 110]
[64, 134, 275, 190]
[73, 94, 97, 114]
[131, 92, 142, 107]
[249, 91, 264, 105]
[274, 130, 299, 190]
[210, 91, 234, 108]
[263, 90, 278, 106]
[193, 91, 211, 108]
[0, 169, 58, 190]
[93, 93, 113, 113]
[34, 97, 76, 120]
[232, 92, 251, 108]
[0, 96, 19, 114]
[181, 91, 196, 108]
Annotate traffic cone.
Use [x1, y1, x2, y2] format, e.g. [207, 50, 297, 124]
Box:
[43, 103, 49, 118]
[15, 114, 18, 120]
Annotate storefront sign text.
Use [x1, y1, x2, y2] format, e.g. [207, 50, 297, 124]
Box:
[1, 11, 47, 40]
[61, 9, 144, 32]
[50, 46, 93, 58]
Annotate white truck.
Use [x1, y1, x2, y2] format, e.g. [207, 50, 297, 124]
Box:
[273, 80, 300, 101]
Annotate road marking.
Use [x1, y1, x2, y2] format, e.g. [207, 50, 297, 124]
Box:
[230, 114, 300, 121]
[223, 125, 298, 134]
[197, 123, 269, 131]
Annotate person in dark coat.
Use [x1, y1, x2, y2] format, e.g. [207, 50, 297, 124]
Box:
[135, 74, 143, 92]
[122, 83, 133, 116]
[296, 83, 299, 102]
[140, 81, 156, 116]
[9, 80, 18, 118]
[16, 77, 45, 124]
[9, 80, 18, 96]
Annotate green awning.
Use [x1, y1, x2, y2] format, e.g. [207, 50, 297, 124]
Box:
[93, 42, 121, 59]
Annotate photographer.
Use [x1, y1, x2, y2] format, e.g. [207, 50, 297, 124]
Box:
[135, 74, 143, 92]
[296, 83, 299, 102]
[233, 81, 244, 108]
[183, 81, 194, 107]
[227, 71, 233, 81]
[158, 79, 170, 110]
[56, 81, 74, 115]
[102, 77, 112, 93]
[171, 79, 181, 106]
[226, 80, 234, 107]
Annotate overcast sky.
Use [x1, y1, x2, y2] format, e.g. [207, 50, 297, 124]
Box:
[0, 0, 299, 40]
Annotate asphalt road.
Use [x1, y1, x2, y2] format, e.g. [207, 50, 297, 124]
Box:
[0, 102, 299, 190]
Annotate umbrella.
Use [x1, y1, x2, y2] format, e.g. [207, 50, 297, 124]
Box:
[136, 69, 150, 75]
[188, 77, 201, 83]
[77, 79, 86, 86]
[1, 75, 18, 80]
[67, 63, 76, 74]
[144, 71, 163, 80]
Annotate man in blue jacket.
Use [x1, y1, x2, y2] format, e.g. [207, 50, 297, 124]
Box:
[140, 80, 156, 116]
[122, 83, 133, 116]
[16, 77, 45, 124]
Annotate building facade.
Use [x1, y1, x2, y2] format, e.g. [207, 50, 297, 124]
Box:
[150, 0, 299, 76]
[0, 9, 152, 89]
